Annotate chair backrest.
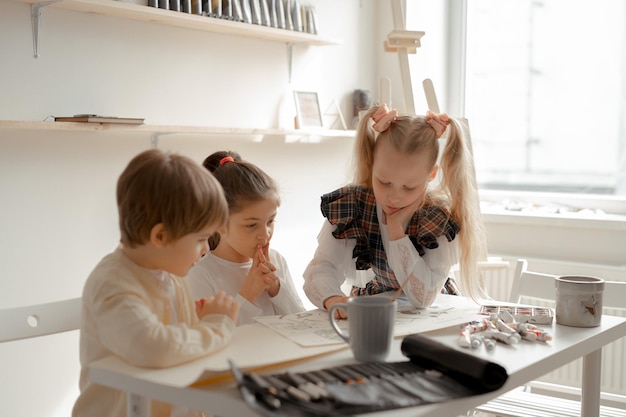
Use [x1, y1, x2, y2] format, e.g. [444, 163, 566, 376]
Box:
[508, 259, 556, 305]
[0, 297, 82, 342]
[508, 259, 626, 312]
[600, 281, 626, 313]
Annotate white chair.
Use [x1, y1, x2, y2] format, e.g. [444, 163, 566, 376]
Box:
[0, 297, 82, 342]
[0, 297, 82, 416]
[507, 259, 556, 305]
[473, 260, 626, 417]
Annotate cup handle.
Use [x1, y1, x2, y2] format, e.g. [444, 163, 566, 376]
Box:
[328, 303, 349, 342]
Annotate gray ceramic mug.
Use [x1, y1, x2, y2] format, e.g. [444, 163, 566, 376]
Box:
[555, 275, 604, 327]
[329, 296, 397, 362]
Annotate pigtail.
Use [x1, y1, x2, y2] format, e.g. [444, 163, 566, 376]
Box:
[352, 107, 379, 187]
[439, 118, 488, 301]
[202, 150, 242, 173]
[202, 150, 242, 250]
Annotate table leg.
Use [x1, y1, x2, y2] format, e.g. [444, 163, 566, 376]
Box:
[581, 348, 602, 417]
[127, 392, 150, 417]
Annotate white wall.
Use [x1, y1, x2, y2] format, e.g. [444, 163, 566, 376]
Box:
[1, 1, 377, 126]
[3, 1, 623, 416]
[0, 1, 380, 416]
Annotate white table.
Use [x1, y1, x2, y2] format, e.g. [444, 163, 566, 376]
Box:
[89, 307, 626, 417]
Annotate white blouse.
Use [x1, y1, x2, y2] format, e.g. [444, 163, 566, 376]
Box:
[188, 249, 306, 325]
[303, 204, 459, 309]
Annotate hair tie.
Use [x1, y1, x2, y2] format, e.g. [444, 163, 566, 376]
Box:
[371, 104, 398, 133]
[425, 110, 450, 138]
[219, 156, 235, 166]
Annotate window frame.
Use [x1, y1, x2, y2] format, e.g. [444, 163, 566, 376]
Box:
[445, 0, 626, 217]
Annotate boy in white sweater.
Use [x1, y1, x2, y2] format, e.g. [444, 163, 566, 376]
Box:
[73, 149, 240, 417]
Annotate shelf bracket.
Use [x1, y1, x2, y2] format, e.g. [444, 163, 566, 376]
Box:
[31, 0, 62, 59]
[150, 132, 161, 149]
[150, 131, 177, 148]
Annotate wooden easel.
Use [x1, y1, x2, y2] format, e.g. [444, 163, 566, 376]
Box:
[384, 0, 425, 114]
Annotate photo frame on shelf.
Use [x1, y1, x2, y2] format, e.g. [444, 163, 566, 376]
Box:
[323, 99, 347, 130]
[294, 91, 323, 129]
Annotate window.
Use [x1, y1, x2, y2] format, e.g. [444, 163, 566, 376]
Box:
[465, 0, 626, 199]
[407, 0, 626, 215]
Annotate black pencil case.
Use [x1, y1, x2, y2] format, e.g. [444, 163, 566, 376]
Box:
[232, 333, 508, 416]
[401, 333, 508, 392]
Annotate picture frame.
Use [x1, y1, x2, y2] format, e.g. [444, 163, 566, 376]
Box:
[323, 98, 347, 130]
[294, 91, 323, 128]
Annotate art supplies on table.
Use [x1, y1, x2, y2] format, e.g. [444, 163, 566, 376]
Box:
[458, 304, 554, 350]
[230, 333, 508, 416]
[479, 303, 554, 324]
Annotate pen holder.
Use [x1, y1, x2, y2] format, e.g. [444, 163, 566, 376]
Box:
[555, 275, 604, 327]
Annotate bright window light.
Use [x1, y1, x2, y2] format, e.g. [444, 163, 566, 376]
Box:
[464, 0, 626, 197]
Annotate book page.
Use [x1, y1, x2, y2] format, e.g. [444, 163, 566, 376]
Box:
[254, 294, 481, 347]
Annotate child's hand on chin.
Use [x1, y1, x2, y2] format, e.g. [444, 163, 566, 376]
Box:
[385, 198, 422, 240]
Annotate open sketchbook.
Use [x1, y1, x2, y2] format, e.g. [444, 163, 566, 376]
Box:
[91, 323, 348, 390]
[90, 295, 481, 389]
[253, 294, 481, 347]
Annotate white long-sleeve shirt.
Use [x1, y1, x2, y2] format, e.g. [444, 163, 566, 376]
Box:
[303, 204, 459, 310]
[187, 249, 306, 325]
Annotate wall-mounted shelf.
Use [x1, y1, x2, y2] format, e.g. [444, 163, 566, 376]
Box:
[22, 0, 338, 81]
[22, 0, 337, 57]
[0, 120, 355, 144]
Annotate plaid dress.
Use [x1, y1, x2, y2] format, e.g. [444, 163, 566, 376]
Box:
[320, 185, 461, 297]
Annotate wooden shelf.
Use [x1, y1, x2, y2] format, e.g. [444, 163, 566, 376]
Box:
[21, 0, 337, 46]
[14, 1, 346, 140]
[0, 120, 355, 140]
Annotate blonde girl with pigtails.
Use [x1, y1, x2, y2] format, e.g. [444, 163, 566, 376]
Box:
[303, 105, 488, 318]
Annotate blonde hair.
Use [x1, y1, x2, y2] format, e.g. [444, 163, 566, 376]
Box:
[353, 107, 488, 301]
[117, 149, 228, 248]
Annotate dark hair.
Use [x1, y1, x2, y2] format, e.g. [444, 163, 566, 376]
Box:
[202, 150, 280, 249]
[117, 149, 228, 248]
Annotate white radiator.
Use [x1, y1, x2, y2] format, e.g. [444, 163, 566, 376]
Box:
[482, 256, 626, 402]
[480, 259, 517, 302]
